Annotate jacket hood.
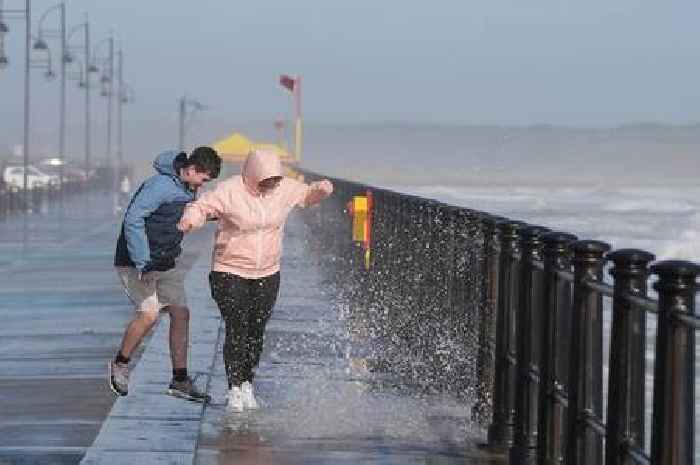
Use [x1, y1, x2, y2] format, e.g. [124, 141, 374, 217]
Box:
[242, 149, 282, 195]
[153, 150, 186, 177]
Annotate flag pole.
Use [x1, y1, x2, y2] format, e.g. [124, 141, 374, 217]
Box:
[294, 75, 302, 163]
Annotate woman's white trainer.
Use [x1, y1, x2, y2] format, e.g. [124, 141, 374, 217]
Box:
[241, 381, 258, 409]
[226, 385, 244, 412]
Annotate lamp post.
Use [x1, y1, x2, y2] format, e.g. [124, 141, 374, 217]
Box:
[116, 49, 132, 177]
[114, 47, 132, 212]
[279, 74, 302, 163]
[118, 82, 134, 164]
[274, 119, 286, 149]
[0, 1, 9, 69]
[117, 48, 122, 175]
[29, 32, 53, 78]
[34, 2, 66, 190]
[91, 36, 114, 178]
[0, 0, 32, 207]
[178, 96, 206, 151]
[66, 17, 91, 180]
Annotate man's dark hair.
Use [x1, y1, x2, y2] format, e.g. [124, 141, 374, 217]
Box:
[183, 146, 222, 178]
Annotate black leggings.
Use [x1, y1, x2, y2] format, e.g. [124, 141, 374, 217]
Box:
[209, 271, 280, 388]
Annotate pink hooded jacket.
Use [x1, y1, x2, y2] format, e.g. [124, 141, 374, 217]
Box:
[179, 150, 333, 278]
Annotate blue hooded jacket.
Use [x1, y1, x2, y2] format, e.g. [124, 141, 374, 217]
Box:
[114, 150, 195, 272]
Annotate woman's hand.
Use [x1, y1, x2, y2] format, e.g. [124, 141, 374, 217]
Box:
[177, 218, 194, 233]
[317, 179, 333, 195]
[305, 179, 333, 205]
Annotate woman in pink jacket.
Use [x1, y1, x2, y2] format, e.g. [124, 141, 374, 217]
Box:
[178, 149, 333, 412]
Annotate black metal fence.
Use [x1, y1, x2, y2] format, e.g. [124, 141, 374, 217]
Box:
[298, 169, 698, 465]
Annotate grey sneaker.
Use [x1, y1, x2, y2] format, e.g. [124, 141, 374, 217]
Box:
[108, 361, 129, 396]
[167, 376, 211, 403]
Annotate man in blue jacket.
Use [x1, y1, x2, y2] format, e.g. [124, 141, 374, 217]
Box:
[110, 146, 221, 401]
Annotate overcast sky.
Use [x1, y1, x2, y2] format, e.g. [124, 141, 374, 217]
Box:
[2, 1, 700, 158]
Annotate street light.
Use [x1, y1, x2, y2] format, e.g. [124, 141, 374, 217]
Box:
[274, 119, 286, 149]
[66, 56, 83, 85]
[120, 83, 134, 104]
[34, 2, 67, 189]
[114, 47, 129, 213]
[279, 74, 302, 163]
[66, 17, 91, 180]
[0, 19, 8, 68]
[91, 36, 114, 177]
[30, 34, 54, 76]
[32, 35, 46, 49]
[178, 96, 207, 151]
[0, 20, 8, 68]
[0, 0, 32, 207]
[116, 49, 133, 171]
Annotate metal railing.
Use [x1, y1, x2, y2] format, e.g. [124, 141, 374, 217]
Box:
[0, 178, 105, 218]
[297, 169, 698, 465]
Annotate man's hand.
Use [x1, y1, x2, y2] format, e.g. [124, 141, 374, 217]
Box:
[138, 271, 157, 287]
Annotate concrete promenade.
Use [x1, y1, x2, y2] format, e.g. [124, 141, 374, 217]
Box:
[80, 211, 501, 464]
[0, 192, 134, 465]
[0, 190, 502, 464]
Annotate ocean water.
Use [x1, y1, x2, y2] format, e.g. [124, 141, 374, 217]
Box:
[398, 184, 700, 263]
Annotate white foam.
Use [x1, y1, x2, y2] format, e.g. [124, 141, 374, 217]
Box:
[603, 199, 696, 214]
[395, 184, 700, 262]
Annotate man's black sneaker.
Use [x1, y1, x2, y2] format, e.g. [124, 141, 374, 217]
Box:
[167, 376, 211, 403]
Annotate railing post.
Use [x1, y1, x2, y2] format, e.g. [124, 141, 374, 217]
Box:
[649, 260, 699, 465]
[473, 214, 501, 425]
[538, 232, 578, 465]
[605, 249, 655, 465]
[488, 220, 525, 450]
[566, 240, 610, 465]
[511, 226, 550, 465]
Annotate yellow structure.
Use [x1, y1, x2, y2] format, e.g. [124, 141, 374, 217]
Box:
[212, 132, 297, 164]
[351, 195, 372, 270]
[352, 196, 369, 242]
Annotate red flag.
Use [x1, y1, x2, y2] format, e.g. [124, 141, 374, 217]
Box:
[280, 74, 296, 92]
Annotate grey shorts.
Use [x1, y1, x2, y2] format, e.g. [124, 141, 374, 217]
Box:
[116, 266, 187, 313]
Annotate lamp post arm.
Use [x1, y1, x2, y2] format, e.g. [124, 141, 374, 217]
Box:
[37, 3, 62, 33]
[67, 22, 87, 44]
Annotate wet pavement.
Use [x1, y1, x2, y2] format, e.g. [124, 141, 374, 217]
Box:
[0, 190, 503, 464]
[0, 192, 132, 465]
[79, 210, 503, 464]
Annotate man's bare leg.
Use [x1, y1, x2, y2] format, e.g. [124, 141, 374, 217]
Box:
[165, 304, 209, 402]
[166, 304, 190, 370]
[118, 311, 160, 358]
[109, 310, 159, 396]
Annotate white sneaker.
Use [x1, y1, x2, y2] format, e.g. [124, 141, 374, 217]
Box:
[241, 381, 258, 410]
[226, 386, 244, 412]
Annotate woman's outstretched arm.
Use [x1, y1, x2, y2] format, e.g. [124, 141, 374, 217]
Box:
[297, 179, 334, 208]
